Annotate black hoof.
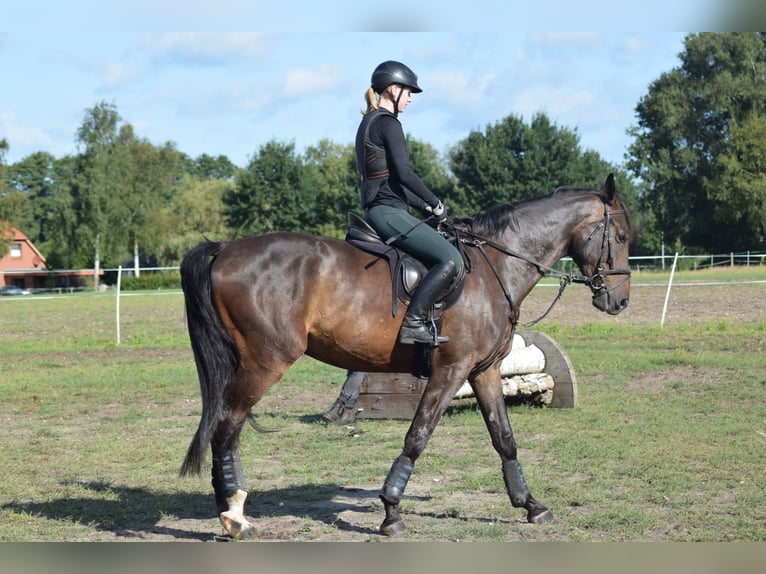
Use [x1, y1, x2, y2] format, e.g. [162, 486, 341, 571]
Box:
[528, 508, 554, 524]
[237, 525, 258, 539]
[380, 518, 407, 537]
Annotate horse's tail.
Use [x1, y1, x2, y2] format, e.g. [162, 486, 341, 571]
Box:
[179, 240, 240, 477]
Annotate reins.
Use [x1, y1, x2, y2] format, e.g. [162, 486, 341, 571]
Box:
[444, 203, 632, 327]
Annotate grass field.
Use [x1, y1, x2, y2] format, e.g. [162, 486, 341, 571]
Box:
[0, 267, 764, 542]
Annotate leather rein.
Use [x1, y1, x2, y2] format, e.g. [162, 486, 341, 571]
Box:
[447, 203, 632, 327]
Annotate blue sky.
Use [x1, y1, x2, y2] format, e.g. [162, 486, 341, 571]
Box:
[2, 31, 695, 169]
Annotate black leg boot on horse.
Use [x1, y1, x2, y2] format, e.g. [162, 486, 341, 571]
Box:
[398, 260, 457, 346]
[211, 442, 254, 539]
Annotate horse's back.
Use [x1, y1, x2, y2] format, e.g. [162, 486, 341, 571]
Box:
[209, 232, 399, 358]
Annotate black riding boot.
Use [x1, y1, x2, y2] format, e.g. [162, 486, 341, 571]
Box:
[399, 260, 458, 345]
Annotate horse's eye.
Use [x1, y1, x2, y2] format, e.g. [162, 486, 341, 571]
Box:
[616, 234, 628, 244]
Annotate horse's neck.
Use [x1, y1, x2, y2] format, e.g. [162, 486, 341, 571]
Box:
[493, 198, 584, 297]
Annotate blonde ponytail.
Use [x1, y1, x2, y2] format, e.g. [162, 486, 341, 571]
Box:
[361, 87, 379, 115]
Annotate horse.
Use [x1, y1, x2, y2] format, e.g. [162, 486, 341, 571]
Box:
[178, 173, 632, 539]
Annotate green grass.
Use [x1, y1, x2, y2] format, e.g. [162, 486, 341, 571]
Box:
[0, 280, 764, 541]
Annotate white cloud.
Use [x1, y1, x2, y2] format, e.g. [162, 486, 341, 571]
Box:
[146, 32, 272, 65]
[283, 65, 341, 98]
[511, 85, 597, 122]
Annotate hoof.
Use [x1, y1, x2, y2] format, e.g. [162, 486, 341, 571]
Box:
[380, 518, 407, 537]
[528, 508, 554, 524]
[220, 511, 255, 540]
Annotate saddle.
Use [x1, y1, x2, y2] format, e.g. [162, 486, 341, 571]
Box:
[345, 212, 465, 318]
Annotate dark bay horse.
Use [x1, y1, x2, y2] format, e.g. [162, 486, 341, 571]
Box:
[179, 174, 632, 539]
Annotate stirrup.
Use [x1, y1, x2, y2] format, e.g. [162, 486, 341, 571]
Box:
[399, 321, 449, 347]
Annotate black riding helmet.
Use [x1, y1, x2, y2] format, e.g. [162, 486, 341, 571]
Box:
[371, 60, 423, 94]
[371, 60, 422, 118]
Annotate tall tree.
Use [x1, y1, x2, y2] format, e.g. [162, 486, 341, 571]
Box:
[0, 138, 23, 254]
[449, 112, 626, 215]
[303, 139, 357, 238]
[155, 176, 234, 264]
[224, 140, 319, 237]
[627, 32, 766, 252]
[6, 151, 58, 246]
[69, 101, 127, 287]
[114, 125, 181, 274]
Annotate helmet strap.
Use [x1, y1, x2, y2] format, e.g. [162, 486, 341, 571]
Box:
[388, 85, 402, 118]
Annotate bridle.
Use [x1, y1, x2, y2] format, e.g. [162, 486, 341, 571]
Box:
[582, 204, 632, 301]
[447, 201, 632, 326]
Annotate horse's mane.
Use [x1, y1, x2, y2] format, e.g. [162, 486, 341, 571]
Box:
[453, 186, 628, 238]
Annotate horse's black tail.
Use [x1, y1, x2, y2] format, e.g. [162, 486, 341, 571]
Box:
[179, 240, 240, 477]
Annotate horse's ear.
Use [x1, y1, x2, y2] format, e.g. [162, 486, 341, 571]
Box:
[603, 173, 617, 203]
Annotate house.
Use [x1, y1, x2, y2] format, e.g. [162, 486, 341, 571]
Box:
[0, 226, 46, 289]
[1, 225, 101, 291]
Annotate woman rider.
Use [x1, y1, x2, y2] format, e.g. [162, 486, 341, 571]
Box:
[357, 60, 464, 346]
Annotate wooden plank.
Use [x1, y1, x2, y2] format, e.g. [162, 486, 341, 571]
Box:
[356, 374, 427, 420]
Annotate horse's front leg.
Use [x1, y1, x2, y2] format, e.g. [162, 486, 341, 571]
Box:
[379, 368, 467, 536]
[211, 421, 255, 539]
[471, 369, 553, 524]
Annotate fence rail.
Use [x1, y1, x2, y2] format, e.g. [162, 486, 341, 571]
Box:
[2, 252, 766, 291]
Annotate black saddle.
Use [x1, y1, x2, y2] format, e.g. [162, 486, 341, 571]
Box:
[345, 212, 464, 317]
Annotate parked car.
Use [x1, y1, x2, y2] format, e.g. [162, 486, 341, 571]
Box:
[0, 285, 32, 296]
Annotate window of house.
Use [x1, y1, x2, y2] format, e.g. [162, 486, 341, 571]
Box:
[10, 243, 22, 258]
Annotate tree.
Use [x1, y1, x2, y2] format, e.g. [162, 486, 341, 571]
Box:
[406, 136, 456, 211]
[6, 152, 58, 246]
[627, 32, 766, 252]
[179, 152, 238, 181]
[303, 139, 357, 238]
[114, 125, 181, 274]
[0, 138, 24, 254]
[68, 101, 127, 286]
[449, 112, 627, 215]
[155, 176, 234, 264]
[224, 140, 319, 237]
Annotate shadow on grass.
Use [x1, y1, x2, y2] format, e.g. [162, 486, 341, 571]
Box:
[2, 480, 403, 541]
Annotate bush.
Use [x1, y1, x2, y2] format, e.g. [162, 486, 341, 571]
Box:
[119, 270, 181, 290]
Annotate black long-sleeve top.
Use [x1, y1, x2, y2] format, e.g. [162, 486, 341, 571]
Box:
[356, 110, 440, 213]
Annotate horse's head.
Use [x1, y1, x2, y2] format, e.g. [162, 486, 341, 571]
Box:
[569, 174, 632, 315]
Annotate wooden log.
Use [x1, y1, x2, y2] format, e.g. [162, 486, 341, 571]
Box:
[517, 330, 578, 408]
[356, 330, 577, 419]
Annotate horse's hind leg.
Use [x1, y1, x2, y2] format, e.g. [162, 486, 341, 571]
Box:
[471, 369, 553, 524]
[211, 423, 252, 538]
[210, 360, 293, 539]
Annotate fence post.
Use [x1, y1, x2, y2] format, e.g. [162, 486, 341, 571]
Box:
[661, 252, 679, 329]
[116, 265, 122, 345]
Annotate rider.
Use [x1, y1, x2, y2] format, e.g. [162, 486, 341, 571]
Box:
[357, 60, 464, 345]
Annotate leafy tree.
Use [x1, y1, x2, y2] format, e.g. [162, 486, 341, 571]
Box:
[224, 140, 319, 237]
[42, 155, 77, 269]
[449, 112, 628, 215]
[406, 136, 456, 212]
[179, 152, 238, 181]
[6, 152, 58, 247]
[0, 138, 24, 254]
[706, 112, 766, 248]
[303, 139, 357, 238]
[68, 101, 127, 283]
[155, 176, 234, 264]
[113, 125, 182, 273]
[627, 32, 766, 252]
